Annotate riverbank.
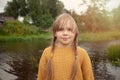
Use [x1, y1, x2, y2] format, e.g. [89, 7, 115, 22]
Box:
[0, 31, 52, 42]
[0, 30, 120, 42]
[79, 30, 120, 42]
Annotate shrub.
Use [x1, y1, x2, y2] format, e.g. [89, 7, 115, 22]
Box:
[107, 44, 120, 66]
[1, 20, 38, 36]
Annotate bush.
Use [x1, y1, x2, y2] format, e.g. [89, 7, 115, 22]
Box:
[1, 20, 38, 36]
[107, 44, 120, 66]
[35, 14, 54, 29]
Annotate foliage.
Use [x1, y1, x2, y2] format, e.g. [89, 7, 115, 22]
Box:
[4, 0, 64, 28]
[27, 0, 64, 28]
[1, 20, 38, 36]
[4, 0, 29, 19]
[70, 0, 120, 32]
[23, 15, 32, 24]
[107, 44, 120, 66]
[112, 5, 120, 30]
[36, 14, 54, 28]
[71, 0, 113, 32]
[71, 11, 85, 32]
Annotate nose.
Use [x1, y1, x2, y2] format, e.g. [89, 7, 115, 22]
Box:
[63, 30, 68, 35]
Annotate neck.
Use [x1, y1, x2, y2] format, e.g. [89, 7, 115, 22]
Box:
[56, 43, 73, 48]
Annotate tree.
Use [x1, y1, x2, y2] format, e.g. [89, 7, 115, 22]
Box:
[4, 0, 64, 28]
[112, 5, 120, 30]
[4, 0, 29, 19]
[77, 0, 111, 32]
[4, 0, 19, 19]
[27, 0, 53, 28]
[56, 1, 64, 16]
[28, 0, 64, 28]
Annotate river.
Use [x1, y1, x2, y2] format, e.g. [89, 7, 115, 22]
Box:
[0, 40, 120, 80]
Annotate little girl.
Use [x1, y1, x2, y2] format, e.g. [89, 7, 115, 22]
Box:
[37, 13, 94, 80]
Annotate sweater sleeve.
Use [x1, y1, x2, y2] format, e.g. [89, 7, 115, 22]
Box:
[81, 49, 94, 80]
[37, 49, 48, 80]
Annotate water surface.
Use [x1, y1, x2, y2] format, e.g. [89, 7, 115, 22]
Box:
[0, 40, 120, 80]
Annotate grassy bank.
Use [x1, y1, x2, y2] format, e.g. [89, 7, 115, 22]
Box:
[0, 30, 120, 42]
[79, 30, 120, 42]
[0, 32, 52, 42]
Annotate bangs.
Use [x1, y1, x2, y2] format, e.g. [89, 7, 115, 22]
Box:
[53, 15, 78, 34]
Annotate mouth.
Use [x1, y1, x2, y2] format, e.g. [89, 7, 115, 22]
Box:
[62, 37, 69, 41]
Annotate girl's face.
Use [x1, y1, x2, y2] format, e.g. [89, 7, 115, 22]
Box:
[55, 21, 75, 47]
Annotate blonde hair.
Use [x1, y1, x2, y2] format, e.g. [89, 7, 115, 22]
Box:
[46, 13, 79, 80]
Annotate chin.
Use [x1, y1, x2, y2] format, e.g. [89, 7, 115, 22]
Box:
[62, 42, 71, 45]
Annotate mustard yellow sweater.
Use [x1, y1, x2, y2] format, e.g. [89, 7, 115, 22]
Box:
[38, 46, 94, 80]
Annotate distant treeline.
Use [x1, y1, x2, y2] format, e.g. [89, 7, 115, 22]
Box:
[4, 0, 64, 28]
[3, 0, 120, 32]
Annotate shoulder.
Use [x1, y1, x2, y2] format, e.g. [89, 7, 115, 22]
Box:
[77, 46, 89, 57]
[40, 46, 53, 60]
[77, 46, 87, 53]
[43, 46, 52, 52]
[42, 46, 52, 56]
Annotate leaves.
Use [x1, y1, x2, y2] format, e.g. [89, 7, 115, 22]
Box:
[4, 0, 64, 28]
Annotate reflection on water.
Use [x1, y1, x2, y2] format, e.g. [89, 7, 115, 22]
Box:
[92, 52, 115, 80]
[0, 52, 38, 80]
[80, 40, 120, 80]
[0, 40, 120, 80]
[0, 40, 48, 80]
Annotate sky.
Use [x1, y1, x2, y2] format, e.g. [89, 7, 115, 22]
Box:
[0, 0, 11, 12]
[0, 0, 120, 14]
[59, 0, 120, 14]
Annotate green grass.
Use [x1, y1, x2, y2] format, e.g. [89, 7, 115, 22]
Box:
[79, 30, 120, 42]
[0, 32, 52, 42]
[0, 30, 120, 42]
[107, 44, 120, 66]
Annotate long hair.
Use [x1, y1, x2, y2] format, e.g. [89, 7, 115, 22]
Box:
[47, 13, 79, 80]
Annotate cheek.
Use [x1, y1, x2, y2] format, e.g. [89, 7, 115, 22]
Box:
[70, 33, 75, 38]
[55, 32, 61, 37]
[73, 35, 76, 40]
[55, 32, 58, 36]
[71, 34, 76, 41]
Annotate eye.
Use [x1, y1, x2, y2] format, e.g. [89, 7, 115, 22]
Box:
[67, 28, 72, 31]
[58, 28, 64, 31]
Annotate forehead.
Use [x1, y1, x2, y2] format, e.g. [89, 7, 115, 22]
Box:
[53, 14, 78, 33]
[58, 19, 75, 29]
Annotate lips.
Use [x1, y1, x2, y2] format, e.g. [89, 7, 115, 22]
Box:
[62, 37, 69, 41]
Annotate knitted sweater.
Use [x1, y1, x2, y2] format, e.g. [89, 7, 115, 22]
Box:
[37, 46, 94, 80]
